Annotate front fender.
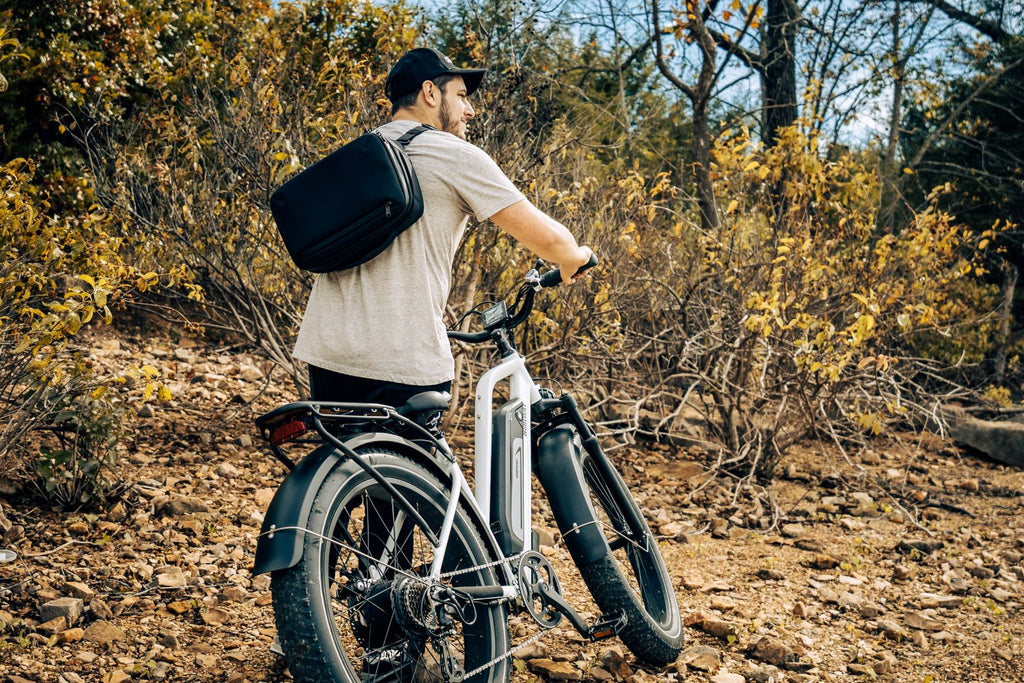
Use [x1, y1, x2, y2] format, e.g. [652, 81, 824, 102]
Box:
[536, 425, 609, 567]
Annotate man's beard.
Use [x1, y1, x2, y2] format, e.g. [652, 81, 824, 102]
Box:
[439, 98, 463, 139]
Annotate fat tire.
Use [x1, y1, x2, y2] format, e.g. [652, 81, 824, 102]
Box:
[270, 449, 510, 682]
[574, 449, 684, 666]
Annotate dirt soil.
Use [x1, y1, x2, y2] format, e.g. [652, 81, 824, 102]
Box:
[1, 331, 1023, 683]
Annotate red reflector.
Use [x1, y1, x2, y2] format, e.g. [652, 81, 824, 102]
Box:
[270, 419, 308, 445]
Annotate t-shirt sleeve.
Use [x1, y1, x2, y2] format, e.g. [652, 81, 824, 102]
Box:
[451, 143, 526, 222]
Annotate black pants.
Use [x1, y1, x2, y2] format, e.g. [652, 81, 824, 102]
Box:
[308, 365, 451, 407]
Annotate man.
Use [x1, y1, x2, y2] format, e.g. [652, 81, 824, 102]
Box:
[293, 47, 592, 406]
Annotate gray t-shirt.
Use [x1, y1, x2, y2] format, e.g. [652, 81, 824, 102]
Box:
[293, 121, 525, 384]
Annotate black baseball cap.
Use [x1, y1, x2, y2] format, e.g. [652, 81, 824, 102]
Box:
[385, 48, 487, 102]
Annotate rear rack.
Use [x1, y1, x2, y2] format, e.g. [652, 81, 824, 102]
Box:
[254, 400, 445, 547]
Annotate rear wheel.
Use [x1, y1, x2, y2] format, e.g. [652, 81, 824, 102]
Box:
[271, 449, 511, 682]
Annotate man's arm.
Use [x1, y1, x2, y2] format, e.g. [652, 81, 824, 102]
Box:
[489, 199, 592, 283]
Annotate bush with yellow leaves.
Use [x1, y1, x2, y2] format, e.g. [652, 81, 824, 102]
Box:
[0, 159, 184, 508]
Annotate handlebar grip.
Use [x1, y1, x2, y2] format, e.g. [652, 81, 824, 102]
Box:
[539, 254, 599, 288]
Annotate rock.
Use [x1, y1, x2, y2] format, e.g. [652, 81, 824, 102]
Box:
[255, 488, 276, 508]
[59, 627, 85, 643]
[747, 637, 799, 668]
[527, 658, 583, 681]
[905, 611, 944, 631]
[876, 619, 909, 641]
[711, 673, 746, 683]
[90, 597, 114, 619]
[860, 602, 885, 618]
[710, 595, 737, 612]
[872, 650, 897, 674]
[155, 566, 188, 588]
[238, 364, 264, 382]
[83, 620, 125, 647]
[679, 644, 720, 671]
[157, 495, 209, 516]
[201, 607, 231, 625]
[216, 462, 239, 478]
[138, 404, 156, 418]
[196, 653, 220, 669]
[780, 523, 804, 538]
[514, 641, 548, 660]
[701, 579, 734, 592]
[37, 615, 68, 635]
[599, 649, 632, 678]
[41, 597, 84, 625]
[942, 407, 1024, 467]
[65, 581, 96, 602]
[101, 671, 131, 683]
[167, 600, 193, 614]
[918, 593, 960, 609]
[67, 521, 90, 536]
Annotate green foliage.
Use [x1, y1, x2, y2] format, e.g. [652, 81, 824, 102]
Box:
[34, 387, 127, 509]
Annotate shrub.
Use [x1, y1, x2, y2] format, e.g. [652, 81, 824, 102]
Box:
[0, 158, 179, 508]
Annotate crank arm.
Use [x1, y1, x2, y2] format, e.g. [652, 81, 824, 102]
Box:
[536, 582, 628, 641]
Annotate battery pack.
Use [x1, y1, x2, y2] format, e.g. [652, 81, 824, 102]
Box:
[490, 398, 526, 555]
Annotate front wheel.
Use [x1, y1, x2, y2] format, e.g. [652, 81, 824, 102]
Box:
[539, 429, 683, 666]
[270, 449, 511, 682]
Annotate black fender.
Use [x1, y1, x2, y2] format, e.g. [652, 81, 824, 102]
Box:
[253, 432, 508, 579]
[535, 425, 610, 567]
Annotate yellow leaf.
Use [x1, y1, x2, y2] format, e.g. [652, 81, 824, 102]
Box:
[726, 199, 739, 214]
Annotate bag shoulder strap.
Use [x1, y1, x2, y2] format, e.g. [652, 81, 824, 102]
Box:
[395, 124, 434, 147]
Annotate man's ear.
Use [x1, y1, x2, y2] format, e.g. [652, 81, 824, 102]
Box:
[420, 80, 437, 107]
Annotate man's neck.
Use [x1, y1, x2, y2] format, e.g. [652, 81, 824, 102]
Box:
[392, 107, 437, 129]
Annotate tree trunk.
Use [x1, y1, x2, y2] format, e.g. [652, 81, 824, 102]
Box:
[993, 259, 1018, 384]
[692, 97, 719, 234]
[762, 0, 799, 145]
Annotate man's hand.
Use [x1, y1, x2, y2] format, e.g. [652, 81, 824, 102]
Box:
[560, 247, 596, 284]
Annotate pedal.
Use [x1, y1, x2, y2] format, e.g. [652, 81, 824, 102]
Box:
[586, 611, 628, 641]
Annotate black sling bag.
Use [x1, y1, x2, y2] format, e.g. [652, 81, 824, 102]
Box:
[270, 125, 432, 273]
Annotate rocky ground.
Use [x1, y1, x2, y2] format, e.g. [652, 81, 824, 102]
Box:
[1, 330, 1023, 683]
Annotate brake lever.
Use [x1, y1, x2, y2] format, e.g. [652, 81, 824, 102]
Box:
[525, 259, 543, 291]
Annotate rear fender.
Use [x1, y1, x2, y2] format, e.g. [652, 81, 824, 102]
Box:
[253, 433, 507, 579]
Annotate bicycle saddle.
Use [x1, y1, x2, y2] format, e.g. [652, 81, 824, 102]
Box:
[396, 391, 451, 418]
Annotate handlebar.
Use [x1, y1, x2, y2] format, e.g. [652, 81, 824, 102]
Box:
[447, 254, 598, 345]
[539, 253, 599, 288]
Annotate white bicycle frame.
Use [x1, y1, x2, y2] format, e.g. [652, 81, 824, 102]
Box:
[426, 348, 541, 599]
